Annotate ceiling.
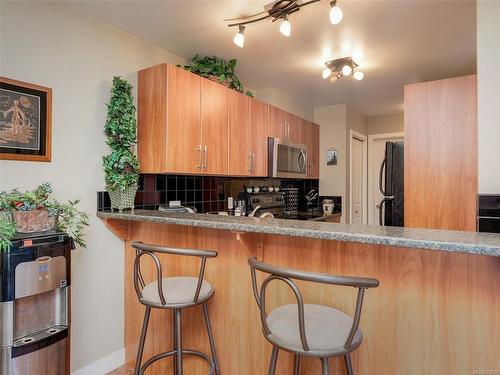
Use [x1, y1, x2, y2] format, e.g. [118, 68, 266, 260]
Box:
[68, 0, 476, 117]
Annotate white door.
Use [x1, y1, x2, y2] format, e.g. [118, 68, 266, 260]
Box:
[351, 137, 364, 224]
[368, 133, 404, 225]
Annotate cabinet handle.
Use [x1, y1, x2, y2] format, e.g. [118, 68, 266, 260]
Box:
[203, 145, 208, 169]
[248, 152, 253, 172]
[196, 145, 203, 169]
[252, 153, 256, 172]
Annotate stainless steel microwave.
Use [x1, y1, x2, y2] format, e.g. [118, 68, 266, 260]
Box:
[268, 138, 308, 179]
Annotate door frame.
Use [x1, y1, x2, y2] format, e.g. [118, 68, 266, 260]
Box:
[349, 129, 368, 224]
[367, 132, 405, 225]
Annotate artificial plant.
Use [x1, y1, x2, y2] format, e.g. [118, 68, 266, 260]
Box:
[102, 76, 140, 192]
[178, 55, 254, 97]
[0, 183, 89, 251]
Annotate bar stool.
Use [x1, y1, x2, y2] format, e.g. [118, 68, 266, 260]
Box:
[248, 257, 379, 375]
[131, 241, 220, 375]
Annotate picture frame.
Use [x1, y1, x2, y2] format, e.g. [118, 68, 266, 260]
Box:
[326, 147, 338, 166]
[0, 76, 52, 162]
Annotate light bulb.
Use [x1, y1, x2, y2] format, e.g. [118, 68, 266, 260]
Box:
[233, 26, 245, 48]
[353, 71, 364, 80]
[322, 68, 332, 79]
[279, 18, 291, 37]
[329, 4, 343, 25]
[342, 65, 352, 76]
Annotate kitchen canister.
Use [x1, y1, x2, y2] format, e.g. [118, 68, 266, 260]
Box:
[322, 199, 334, 216]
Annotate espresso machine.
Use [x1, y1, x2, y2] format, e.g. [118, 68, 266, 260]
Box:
[1, 231, 72, 375]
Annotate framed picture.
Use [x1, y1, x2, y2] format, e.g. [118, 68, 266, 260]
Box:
[326, 147, 338, 166]
[0, 77, 52, 162]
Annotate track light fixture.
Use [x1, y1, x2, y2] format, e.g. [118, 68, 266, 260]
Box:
[233, 25, 245, 48]
[226, 0, 343, 47]
[323, 57, 364, 81]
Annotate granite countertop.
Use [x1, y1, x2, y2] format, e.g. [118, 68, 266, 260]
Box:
[97, 210, 500, 257]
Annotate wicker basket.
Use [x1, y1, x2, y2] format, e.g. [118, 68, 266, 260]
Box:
[108, 184, 138, 212]
[13, 209, 57, 233]
[207, 75, 230, 87]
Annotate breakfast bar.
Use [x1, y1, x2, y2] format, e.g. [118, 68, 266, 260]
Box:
[98, 210, 500, 375]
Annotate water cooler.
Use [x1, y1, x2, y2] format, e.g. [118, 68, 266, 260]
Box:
[0, 231, 72, 375]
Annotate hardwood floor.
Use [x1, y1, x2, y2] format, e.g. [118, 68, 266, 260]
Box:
[106, 365, 133, 375]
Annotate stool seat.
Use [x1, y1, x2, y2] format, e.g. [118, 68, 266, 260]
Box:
[141, 277, 214, 307]
[266, 304, 363, 357]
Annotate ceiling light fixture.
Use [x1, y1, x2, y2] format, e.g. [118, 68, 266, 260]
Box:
[322, 68, 332, 79]
[323, 57, 364, 81]
[329, 0, 343, 25]
[233, 25, 245, 48]
[279, 16, 291, 36]
[226, 0, 343, 48]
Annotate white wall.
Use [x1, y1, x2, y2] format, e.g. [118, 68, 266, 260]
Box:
[366, 113, 404, 135]
[477, 1, 500, 193]
[256, 87, 314, 121]
[314, 104, 347, 221]
[0, 2, 185, 372]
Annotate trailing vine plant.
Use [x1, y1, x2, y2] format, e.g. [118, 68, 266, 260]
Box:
[102, 76, 140, 192]
[178, 55, 254, 97]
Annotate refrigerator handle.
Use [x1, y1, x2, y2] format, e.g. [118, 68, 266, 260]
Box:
[378, 198, 385, 226]
[379, 158, 387, 196]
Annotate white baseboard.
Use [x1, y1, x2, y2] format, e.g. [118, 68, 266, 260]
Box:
[72, 348, 125, 375]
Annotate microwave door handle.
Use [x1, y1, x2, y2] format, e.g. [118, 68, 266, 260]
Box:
[298, 149, 306, 172]
[379, 158, 387, 196]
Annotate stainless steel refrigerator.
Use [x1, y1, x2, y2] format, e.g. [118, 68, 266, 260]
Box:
[379, 141, 404, 226]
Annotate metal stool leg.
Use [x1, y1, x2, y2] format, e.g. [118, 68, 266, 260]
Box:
[134, 306, 151, 375]
[172, 311, 177, 375]
[202, 303, 220, 375]
[268, 346, 279, 375]
[321, 358, 329, 375]
[174, 309, 183, 375]
[293, 354, 301, 375]
[344, 353, 353, 375]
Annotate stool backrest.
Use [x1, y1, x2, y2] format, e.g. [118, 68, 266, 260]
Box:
[131, 241, 217, 306]
[248, 257, 379, 352]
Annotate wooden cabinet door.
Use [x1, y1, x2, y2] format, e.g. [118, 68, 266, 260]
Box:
[201, 78, 228, 175]
[166, 65, 202, 173]
[299, 119, 317, 179]
[268, 105, 286, 139]
[404, 75, 477, 231]
[228, 90, 250, 176]
[311, 123, 320, 179]
[249, 99, 269, 176]
[286, 113, 301, 143]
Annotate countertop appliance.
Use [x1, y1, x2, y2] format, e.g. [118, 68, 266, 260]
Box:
[477, 194, 500, 233]
[268, 138, 307, 179]
[1, 231, 72, 375]
[379, 141, 404, 226]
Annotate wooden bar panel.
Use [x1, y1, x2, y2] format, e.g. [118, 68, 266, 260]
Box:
[404, 75, 478, 231]
[109, 221, 500, 375]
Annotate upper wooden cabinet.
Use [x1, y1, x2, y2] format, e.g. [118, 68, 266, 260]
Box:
[268, 106, 300, 143]
[286, 113, 300, 143]
[404, 75, 477, 231]
[299, 119, 320, 179]
[228, 89, 251, 176]
[201, 78, 228, 175]
[138, 64, 202, 174]
[249, 98, 269, 176]
[138, 63, 318, 179]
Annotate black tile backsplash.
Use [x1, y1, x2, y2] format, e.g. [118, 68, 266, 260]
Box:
[97, 174, 341, 215]
[477, 194, 500, 233]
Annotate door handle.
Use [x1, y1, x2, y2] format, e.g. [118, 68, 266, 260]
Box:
[196, 145, 203, 169]
[202, 145, 208, 169]
[248, 152, 253, 172]
[379, 158, 387, 196]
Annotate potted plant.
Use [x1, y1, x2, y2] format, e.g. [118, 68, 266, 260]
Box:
[102, 76, 140, 212]
[178, 55, 254, 97]
[0, 182, 89, 251]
